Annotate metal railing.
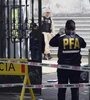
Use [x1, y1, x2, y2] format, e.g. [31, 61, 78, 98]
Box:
[0, 0, 42, 60]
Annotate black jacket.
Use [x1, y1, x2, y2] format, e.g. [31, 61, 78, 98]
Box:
[30, 29, 39, 50]
[30, 29, 45, 53]
[49, 32, 86, 66]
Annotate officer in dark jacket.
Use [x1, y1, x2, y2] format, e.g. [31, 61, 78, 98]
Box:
[30, 23, 39, 60]
[49, 20, 86, 100]
[30, 23, 45, 61]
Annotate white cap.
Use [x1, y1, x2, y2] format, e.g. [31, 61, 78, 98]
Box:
[45, 8, 51, 12]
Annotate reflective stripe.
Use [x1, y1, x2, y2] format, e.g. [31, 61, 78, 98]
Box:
[63, 50, 80, 53]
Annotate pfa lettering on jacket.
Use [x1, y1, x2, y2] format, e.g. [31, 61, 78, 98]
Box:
[63, 38, 80, 49]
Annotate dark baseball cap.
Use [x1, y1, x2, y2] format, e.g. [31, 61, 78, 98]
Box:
[65, 20, 75, 31]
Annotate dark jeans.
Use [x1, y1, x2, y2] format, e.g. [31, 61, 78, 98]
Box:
[57, 69, 80, 100]
[31, 47, 39, 61]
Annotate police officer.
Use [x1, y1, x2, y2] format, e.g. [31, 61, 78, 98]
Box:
[49, 20, 86, 100]
[30, 23, 40, 61]
[42, 8, 55, 60]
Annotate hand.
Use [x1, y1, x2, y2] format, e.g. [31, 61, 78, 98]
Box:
[51, 33, 55, 38]
[58, 28, 65, 36]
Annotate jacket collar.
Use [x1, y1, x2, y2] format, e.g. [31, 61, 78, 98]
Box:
[66, 32, 75, 35]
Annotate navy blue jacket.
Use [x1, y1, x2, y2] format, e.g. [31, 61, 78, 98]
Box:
[30, 29, 45, 53]
[49, 32, 86, 66]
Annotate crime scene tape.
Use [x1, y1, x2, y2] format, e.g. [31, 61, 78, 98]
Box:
[0, 59, 89, 72]
[0, 83, 23, 88]
[24, 83, 90, 89]
[0, 83, 90, 89]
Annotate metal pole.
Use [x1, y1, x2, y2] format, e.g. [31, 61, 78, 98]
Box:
[25, 0, 28, 59]
[7, 0, 10, 58]
[0, 0, 6, 58]
[13, 0, 15, 30]
[0, 0, 3, 58]
[3, 0, 5, 58]
[19, 0, 22, 58]
[13, 0, 16, 58]
[25, 0, 28, 29]
[38, 0, 42, 94]
[38, 0, 42, 62]
[89, 49, 90, 100]
[32, 0, 34, 24]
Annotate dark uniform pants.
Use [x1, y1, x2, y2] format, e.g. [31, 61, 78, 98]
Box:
[31, 46, 39, 60]
[57, 69, 80, 100]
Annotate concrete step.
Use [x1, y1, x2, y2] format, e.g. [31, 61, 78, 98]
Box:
[55, 27, 90, 31]
[55, 24, 90, 28]
[54, 21, 90, 24]
[52, 16, 90, 20]
[77, 32, 90, 34]
[34, 17, 90, 23]
[54, 32, 90, 35]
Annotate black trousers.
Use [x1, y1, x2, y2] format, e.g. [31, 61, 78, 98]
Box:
[57, 69, 80, 100]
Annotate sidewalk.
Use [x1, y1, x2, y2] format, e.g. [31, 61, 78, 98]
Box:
[42, 58, 57, 74]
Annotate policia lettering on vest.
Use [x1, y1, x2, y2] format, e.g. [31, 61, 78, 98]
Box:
[49, 20, 86, 100]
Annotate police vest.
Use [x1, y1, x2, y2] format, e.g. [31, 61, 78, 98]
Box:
[42, 16, 52, 33]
